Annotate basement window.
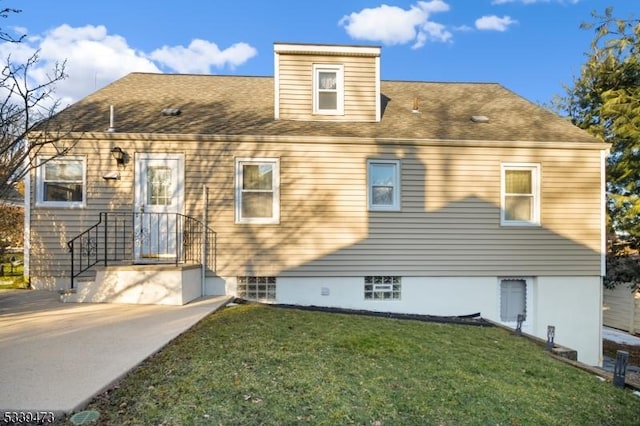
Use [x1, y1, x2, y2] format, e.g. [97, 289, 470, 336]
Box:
[237, 276, 276, 301]
[499, 278, 527, 322]
[364, 276, 401, 300]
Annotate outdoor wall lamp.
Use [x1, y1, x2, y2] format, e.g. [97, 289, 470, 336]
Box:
[111, 146, 126, 165]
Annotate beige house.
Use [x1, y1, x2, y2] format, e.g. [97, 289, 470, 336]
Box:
[25, 43, 608, 365]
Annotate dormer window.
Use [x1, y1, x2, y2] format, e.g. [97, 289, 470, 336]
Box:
[313, 64, 344, 115]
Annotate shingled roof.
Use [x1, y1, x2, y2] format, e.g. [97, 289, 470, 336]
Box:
[50, 72, 602, 144]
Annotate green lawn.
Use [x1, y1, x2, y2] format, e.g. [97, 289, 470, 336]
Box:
[79, 303, 639, 425]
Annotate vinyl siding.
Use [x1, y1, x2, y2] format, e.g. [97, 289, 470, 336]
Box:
[29, 143, 135, 285]
[29, 135, 604, 287]
[277, 54, 378, 121]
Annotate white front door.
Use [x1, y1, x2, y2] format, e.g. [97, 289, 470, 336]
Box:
[134, 153, 184, 263]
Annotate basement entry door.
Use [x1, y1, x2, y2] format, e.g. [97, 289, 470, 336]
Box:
[134, 153, 184, 263]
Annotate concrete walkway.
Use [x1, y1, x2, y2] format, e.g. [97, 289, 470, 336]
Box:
[0, 289, 231, 417]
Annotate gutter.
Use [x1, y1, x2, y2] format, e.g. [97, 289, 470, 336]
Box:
[59, 131, 611, 151]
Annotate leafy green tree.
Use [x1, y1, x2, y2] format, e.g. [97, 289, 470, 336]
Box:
[605, 254, 640, 291]
[557, 7, 640, 289]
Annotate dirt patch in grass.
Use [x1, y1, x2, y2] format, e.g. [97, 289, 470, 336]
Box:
[603, 339, 640, 365]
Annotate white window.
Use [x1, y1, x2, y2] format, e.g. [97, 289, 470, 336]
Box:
[147, 166, 172, 206]
[313, 64, 344, 115]
[235, 158, 280, 224]
[501, 164, 540, 226]
[36, 156, 86, 208]
[368, 159, 400, 211]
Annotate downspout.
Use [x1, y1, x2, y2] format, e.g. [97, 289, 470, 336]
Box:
[22, 137, 31, 287]
[600, 149, 608, 277]
[201, 185, 208, 297]
[23, 140, 31, 285]
[599, 148, 608, 367]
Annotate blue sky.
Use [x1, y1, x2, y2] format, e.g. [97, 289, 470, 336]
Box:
[2, 0, 637, 108]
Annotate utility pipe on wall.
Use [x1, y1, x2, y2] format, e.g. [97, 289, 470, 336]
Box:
[201, 185, 208, 297]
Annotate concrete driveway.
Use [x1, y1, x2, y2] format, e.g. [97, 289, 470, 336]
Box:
[0, 289, 231, 417]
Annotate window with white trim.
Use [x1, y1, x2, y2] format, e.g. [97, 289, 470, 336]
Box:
[368, 159, 400, 211]
[364, 276, 401, 300]
[313, 64, 344, 115]
[499, 278, 527, 322]
[36, 156, 86, 208]
[235, 158, 280, 224]
[501, 164, 540, 225]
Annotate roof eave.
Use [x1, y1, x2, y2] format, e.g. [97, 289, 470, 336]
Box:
[67, 131, 610, 150]
[274, 42, 380, 57]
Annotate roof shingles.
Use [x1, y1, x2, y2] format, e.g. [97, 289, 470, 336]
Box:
[51, 73, 601, 144]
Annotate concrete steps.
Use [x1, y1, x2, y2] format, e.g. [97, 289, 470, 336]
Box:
[61, 264, 203, 305]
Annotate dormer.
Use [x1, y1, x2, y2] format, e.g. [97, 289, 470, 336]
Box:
[274, 43, 381, 122]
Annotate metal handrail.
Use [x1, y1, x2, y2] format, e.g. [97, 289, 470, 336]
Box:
[67, 216, 103, 287]
[67, 212, 216, 289]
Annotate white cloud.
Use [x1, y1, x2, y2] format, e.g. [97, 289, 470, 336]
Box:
[339, 1, 452, 48]
[149, 40, 257, 74]
[475, 15, 518, 31]
[35, 25, 160, 106]
[0, 24, 257, 106]
[453, 25, 474, 32]
[413, 21, 451, 48]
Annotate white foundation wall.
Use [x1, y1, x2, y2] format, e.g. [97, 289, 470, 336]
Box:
[205, 276, 227, 295]
[259, 275, 602, 366]
[276, 277, 497, 316]
[533, 276, 602, 367]
[31, 276, 66, 291]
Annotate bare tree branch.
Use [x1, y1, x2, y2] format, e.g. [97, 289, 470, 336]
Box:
[0, 5, 77, 200]
[0, 7, 23, 43]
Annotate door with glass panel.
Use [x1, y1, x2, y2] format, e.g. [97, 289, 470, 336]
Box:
[134, 154, 184, 262]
